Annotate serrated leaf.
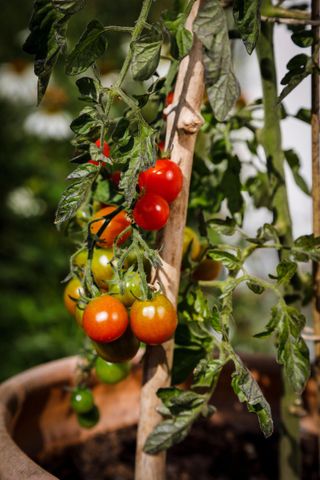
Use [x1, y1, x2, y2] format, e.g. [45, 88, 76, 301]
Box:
[233, 0, 261, 54]
[208, 250, 240, 270]
[55, 166, 98, 224]
[131, 32, 162, 81]
[192, 358, 224, 389]
[176, 25, 193, 59]
[66, 20, 108, 75]
[231, 357, 273, 437]
[194, 0, 240, 121]
[274, 260, 297, 285]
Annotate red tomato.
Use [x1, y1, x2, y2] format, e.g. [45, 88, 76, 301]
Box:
[90, 206, 131, 247]
[158, 140, 165, 152]
[165, 91, 174, 107]
[138, 159, 183, 203]
[130, 294, 178, 345]
[88, 139, 110, 166]
[110, 171, 121, 186]
[133, 193, 169, 231]
[83, 294, 129, 343]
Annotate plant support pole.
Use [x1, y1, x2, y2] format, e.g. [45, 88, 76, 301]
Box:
[311, 0, 320, 456]
[134, 2, 205, 479]
[256, 5, 300, 479]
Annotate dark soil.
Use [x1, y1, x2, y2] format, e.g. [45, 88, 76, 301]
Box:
[39, 421, 318, 480]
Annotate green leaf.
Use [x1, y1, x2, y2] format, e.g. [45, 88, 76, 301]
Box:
[291, 30, 313, 48]
[293, 234, 320, 262]
[23, 0, 64, 103]
[119, 124, 155, 207]
[76, 77, 100, 103]
[176, 25, 193, 59]
[194, 0, 240, 121]
[295, 107, 311, 124]
[144, 388, 206, 453]
[246, 282, 265, 295]
[131, 30, 162, 81]
[208, 250, 240, 270]
[70, 106, 100, 135]
[231, 357, 273, 437]
[52, 0, 87, 14]
[233, 0, 261, 54]
[284, 149, 310, 195]
[206, 217, 237, 236]
[278, 54, 312, 102]
[273, 260, 297, 285]
[172, 347, 206, 385]
[55, 164, 98, 224]
[277, 305, 310, 393]
[192, 358, 224, 389]
[66, 20, 108, 75]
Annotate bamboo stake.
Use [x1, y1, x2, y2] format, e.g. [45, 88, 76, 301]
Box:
[311, 0, 320, 460]
[134, 2, 205, 479]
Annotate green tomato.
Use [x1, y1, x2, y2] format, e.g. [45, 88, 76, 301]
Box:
[91, 248, 115, 289]
[124, 248, 151, 278]
[95, 357, 130, 384]
[73, 250, 88, 271]
[71, 388, 94, 414]
[77, 405, 100, 429]
[109, 271, 142, 306]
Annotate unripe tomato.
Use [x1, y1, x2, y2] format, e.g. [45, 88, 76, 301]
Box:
[109, 271, 142, 306]
[193, 258, 222, 281]
[123, 248, 151, 278]
[88, 139, 110, 166]
[183, 227, 201, 261]
[77, 405, 100, 429]
[63, 278, 84, 316]
[76, 208, 90, 227]
[83, 294, 129, 343]
[94, 327, 140, 363]
[73, 250, 88, 271]
[95, 357, 130, 384]
[133, 193, 169, 231]
[90, 206, 131, 247]
[91, 248, 114, 289]
[130, 294, 178, 345]
[138, 159, 183, 203]
[71, 387, 94, 414]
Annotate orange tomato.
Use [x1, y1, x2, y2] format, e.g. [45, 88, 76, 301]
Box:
[83, 294, 129, 343]
[130, 294, 177, 345]
[90, 206, 131, 248]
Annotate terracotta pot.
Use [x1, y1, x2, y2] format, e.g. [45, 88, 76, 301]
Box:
[0, 353, 315, 479]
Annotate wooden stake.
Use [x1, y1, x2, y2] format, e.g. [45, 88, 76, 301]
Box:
[311, 0, 320, 455]
[134, 2, 204, 479]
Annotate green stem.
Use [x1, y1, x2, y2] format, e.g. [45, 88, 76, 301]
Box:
[256, 4, 300, 479]
[261, 4, 310, 21]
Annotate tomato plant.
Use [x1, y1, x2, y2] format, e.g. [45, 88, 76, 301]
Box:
[24, 0, 320, 476]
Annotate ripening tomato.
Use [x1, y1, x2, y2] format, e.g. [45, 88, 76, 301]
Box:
[93, 326, 140, 363]
[109, 271, 142, 306]
[95, 357, 130, 384]
[71, 387, 94, 414]
[64, 277, 84, 316]
[73, 250, 88, 271]
[90, 206, 131, 247]
[133, 193, 169, 231]
[77, 405, 100, 429]
[75, 303, 85, 327]
[88, 139, 110, 166]
[183, 227, 201, 261]
[130, 294, 178, 345]
[110, 171, 121, 186]
[83, 294, 129, 343]
[138, 159, 183, 204]
[91, 248, 115, 289]
[193, 258, 222, 281]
